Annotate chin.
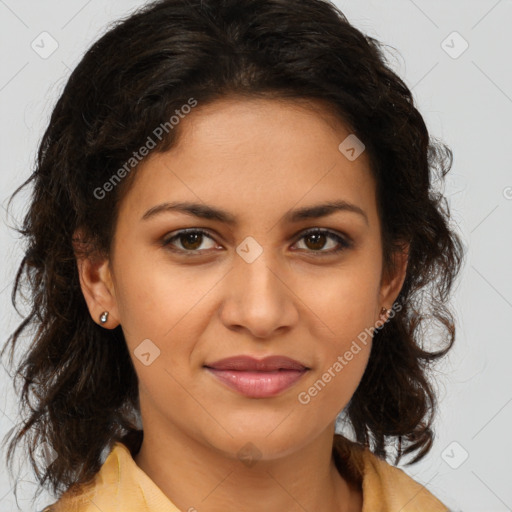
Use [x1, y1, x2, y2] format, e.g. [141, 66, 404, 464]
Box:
[204, 427, 311, 464]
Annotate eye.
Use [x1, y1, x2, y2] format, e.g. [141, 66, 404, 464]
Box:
[162, 228, 219, 255]
[292, 228, 352, 255]
[162, 228, 351, 256]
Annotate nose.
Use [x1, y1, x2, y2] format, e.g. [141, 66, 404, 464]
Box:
[218, 247, 299, 339]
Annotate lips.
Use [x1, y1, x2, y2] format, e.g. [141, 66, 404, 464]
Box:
[204, 355, 309, 398]
[204, 355, 308, 371]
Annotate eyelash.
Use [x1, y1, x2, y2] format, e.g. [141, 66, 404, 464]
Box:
[161, 228, 352, 257]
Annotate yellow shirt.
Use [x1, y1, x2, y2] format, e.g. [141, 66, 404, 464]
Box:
[43, 435, 448, 512]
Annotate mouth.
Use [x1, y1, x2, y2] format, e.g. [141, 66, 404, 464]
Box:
[204, 355, 310, 398]
[204, 355, 309, 372]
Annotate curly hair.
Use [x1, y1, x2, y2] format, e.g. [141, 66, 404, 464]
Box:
[1, 0, 464, 503]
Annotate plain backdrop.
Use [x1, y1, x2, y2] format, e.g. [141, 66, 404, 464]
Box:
[1, 1, 511, 511]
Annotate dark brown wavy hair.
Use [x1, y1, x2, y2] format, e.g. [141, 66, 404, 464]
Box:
[1, 0, 464, 505]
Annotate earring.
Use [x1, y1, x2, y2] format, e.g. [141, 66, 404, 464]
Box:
[99, 311, 109, 324]
[380, 306, 389, 317]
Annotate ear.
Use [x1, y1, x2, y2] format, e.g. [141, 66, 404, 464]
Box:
[73, 231, 120, 329]
[377, 241, 409, 321]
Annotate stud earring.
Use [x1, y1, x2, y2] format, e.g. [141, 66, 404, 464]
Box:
[99, 311, 109, 324]
[380, 306, 389, 317]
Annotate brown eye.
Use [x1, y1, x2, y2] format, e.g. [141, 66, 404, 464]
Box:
[303, 232, 328, 251]
[293, 229, 352, 254]
[162, 229, 217, 254]
[178, 232, 204, 251]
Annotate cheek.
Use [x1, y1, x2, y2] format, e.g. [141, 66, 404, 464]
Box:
[112, 250, 204, 338]
[322, 281, 378, 385]
[112, 252, 218, 388]
[298, 334, 372, 418]
[295, 264, 379, 413]
[300, 258, 382, 333]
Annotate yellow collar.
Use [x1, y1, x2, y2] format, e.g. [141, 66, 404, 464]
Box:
[46, 436, 448, 511]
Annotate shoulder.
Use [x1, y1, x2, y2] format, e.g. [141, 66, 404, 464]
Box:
[39, 443, 130, 512]
[40, 441, 180, 512]
[361, 450, 449, 511]
[333, 434, 449, 512]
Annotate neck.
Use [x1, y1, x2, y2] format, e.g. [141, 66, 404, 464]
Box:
[133, 420, 362, 512]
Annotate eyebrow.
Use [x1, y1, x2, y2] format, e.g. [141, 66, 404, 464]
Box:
[141, 200, 369, 226]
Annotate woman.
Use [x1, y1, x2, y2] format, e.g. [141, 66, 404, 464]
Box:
[1, 0, 464, 510]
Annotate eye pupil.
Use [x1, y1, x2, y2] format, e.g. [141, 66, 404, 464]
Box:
[164, 229, 348, 256]
[181, 232, 203, 250]
[304, 232, 327, 250]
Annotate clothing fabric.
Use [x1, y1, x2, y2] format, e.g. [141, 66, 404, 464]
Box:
[43, 435, 448, 511]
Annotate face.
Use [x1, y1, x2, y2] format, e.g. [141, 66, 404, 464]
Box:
[79, 97, 407, 461]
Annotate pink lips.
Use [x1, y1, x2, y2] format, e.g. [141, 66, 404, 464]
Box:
[204, 355, 309, 398]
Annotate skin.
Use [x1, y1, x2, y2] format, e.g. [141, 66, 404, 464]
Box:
[77, 97, 408, 512]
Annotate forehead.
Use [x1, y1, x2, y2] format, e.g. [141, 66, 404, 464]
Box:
[173, 96, 354, 156]
[118, 97, 377, 228]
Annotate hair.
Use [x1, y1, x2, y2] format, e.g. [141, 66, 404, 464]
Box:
[1, 0, 464, 504]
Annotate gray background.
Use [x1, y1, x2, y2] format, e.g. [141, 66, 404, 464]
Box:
[1, 1, 511, 511]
